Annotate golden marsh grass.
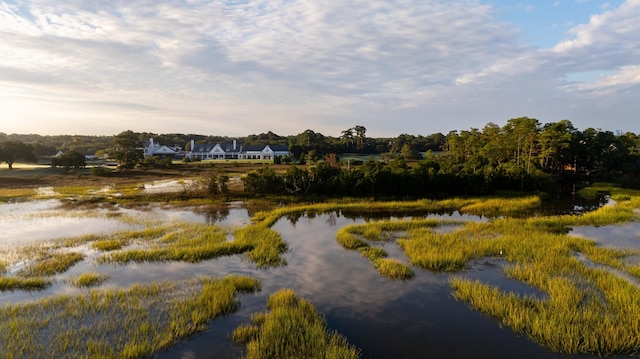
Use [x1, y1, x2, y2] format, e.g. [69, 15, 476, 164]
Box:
[19, 252, 84, 277]
[0, 275, 260, 358]
[232, 289, 361, 359]
[68, 272, 110, 288]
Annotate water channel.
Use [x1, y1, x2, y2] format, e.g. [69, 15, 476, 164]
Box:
[0, 197, 636, 359]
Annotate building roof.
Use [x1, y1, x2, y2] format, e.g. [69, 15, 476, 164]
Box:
[267, 145, 289, 152]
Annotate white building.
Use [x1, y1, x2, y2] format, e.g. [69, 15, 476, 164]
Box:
[240, 144, 290, 160]
[142, 138, 179, 158]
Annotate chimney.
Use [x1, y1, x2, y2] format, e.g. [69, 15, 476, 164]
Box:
[191, 140, 195, 152]
[233, 139, 237, 151]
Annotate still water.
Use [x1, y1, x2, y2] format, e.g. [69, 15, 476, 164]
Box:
[0, 199, 635, 359]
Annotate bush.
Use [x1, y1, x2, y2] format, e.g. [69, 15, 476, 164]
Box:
[90, 166, 111, 177]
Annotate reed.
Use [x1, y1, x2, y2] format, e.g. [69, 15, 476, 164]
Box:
[19, 252, 84, 277]
[97, 222, 287, 268]
[442, 190, 640, 356]
[372, 258, 414, 280]
[0, 275, 259, 358]
[252, 196, 539, 227]
[91, 239, 127, 251]
[68, 272, 109, 288]
[233, 289, 360, 359]
[233, 224, 288, 267]
[0, 276, 50, 291]
[460, 195, 541, 216]
[335, 220, 444, 280]
[0, 188, 37, 200]
[450, 275, 640, 356]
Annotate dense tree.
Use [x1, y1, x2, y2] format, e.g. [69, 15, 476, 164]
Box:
[0, 140, 36, 169]
[51, 151, 86, 171]
[539, 120, 577, 173]
[113, 130, 143, 170]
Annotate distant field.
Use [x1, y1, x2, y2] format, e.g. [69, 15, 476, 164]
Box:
[336, 153, 383, 162]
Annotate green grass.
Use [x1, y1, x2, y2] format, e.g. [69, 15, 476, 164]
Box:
[0, 188, 37, 201]
[330, 184, 640, 355]
[438, 188, 640, 356]
[68, 272, 110, 288]
[97, 222, 287, 268]
[251, 196, 540, 227]
[337, 219, 459, 275]
[0, 276, 50, 291]
[19, 252, 84, 277]
[232, 289, 360, 359]
[0, 275, 260, 358]
[91, 239, 127, 251]
[233, 225, 288, 267]
[372, 258, 414, 280]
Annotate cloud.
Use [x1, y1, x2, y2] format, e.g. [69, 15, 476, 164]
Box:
[0, 0, 638, 136]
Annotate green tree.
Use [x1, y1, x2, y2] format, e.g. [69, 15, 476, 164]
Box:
[51, 151, 86, 171]
[0, 140, 36, 169]
[400, 143, 418, 160]
[539, 120, 577, 173]
[283, 166, 312, 195]
[502, 117, 540, 173]
[113, 130, 142, 170]
[353, 125, 367, 152]
[243, 167, 282, 195]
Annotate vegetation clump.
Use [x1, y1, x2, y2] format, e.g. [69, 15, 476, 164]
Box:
[336, 221, 434, 280]
[19, 252, 84, 277]
[91, 239, 127, 251]
[68, 272, 110, 288]
[0, 276, 50, 291]
[0, 275, 260, 358]
[97, 222, 287, 268]
[232, 289, 360, 359]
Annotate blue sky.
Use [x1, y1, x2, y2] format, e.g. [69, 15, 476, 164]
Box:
[1, 0, 638, 137]
[491, 1, 624, 48]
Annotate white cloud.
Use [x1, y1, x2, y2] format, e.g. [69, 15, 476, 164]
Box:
[0, 0, 638, 136]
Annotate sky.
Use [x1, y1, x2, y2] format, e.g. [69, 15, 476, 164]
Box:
[1, 0, 638, 138]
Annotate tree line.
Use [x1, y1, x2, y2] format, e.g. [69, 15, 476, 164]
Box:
[2, 119, 639, 198]
[242, 118, 639, 198]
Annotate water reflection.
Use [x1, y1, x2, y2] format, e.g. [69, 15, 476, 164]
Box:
[0, 198, 631, 359]
[158, 213, 607, 359]
[570, 223, 640, 249]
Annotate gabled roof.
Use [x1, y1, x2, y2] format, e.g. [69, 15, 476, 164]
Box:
[220, 141, 242, 152]
[267, 145, 289, 152]
[191, 140, 243, 153]
[244, 145, 265, 152]
[244, 144, 290, 153]
[192, 143, 215, 152]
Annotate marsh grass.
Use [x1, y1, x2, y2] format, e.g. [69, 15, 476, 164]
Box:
[335, 220, 444, 279]
[252, 196, 540, 227]
[233, 225, 288, 267]
[19, 252, 84, 277]
[440, 190, 640, 356]
[68, 272, 110, 288]
[372, 258, 414, 280]
[91, 239, 127, 251]
[327, 186, 640, 355]
[459, 195, 541, 216]
[95, 222, 287, 268]
[0, 188, 36, 201]
[0, 276, 50, 291]
[578, 182, 640, 200]
[0, 275, 259, 358]
[232, 289, 360, 359]
[99, 223, 247, 264]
